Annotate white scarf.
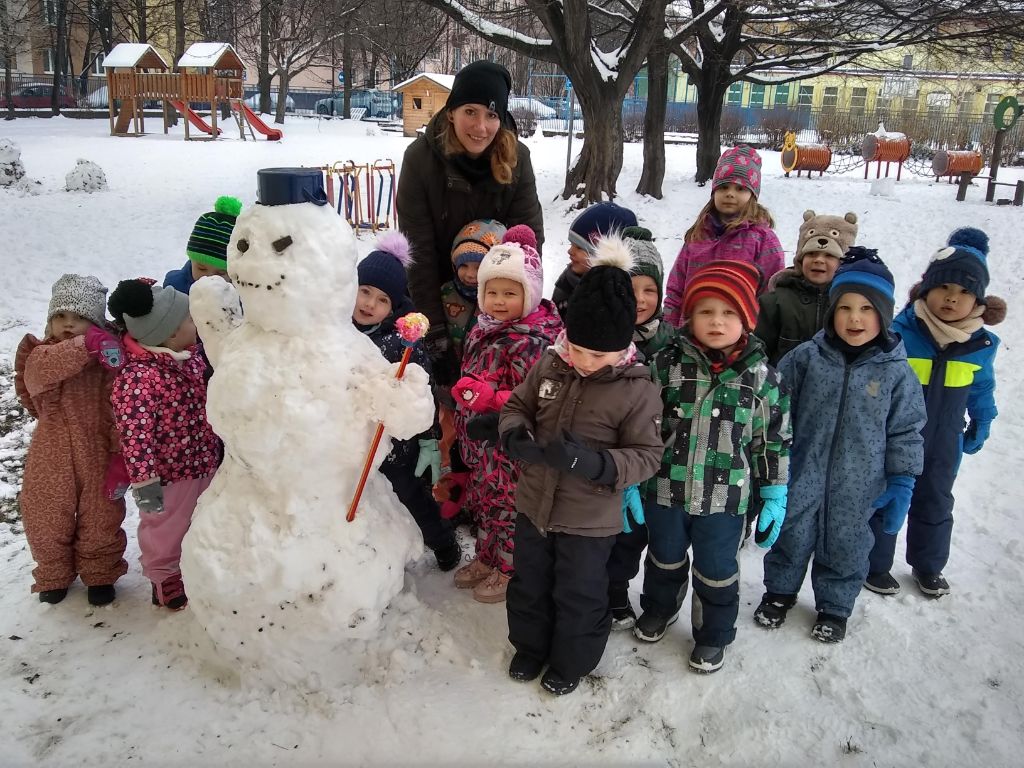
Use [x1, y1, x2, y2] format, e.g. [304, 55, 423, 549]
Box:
[913, 298, 984, 349]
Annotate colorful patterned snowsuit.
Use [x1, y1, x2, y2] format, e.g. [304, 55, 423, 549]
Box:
[453, 300, 563, 573]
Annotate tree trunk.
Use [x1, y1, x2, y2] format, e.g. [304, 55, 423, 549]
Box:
[274, 69, 288, 124]
[637, 33, 669, 198]
[52, 0, 67, 114]
[135, 0, 146, 41]
[2, 0, 14, 120]
[561, 85, 625, 204]
[692, 61, 732, 184]
[342, 22, 352, 119]
[258, 1, 272, 113]
[174, 0, 185, 66]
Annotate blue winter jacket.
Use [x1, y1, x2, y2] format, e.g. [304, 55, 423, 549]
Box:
[163, 261, 194, 294]
[893, 303, 998, 455]
[778, 331, 926, 559]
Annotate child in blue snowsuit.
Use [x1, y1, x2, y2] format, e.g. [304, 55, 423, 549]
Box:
[865, 228, 1002, 597]
[354, 232, 461, 572]
[757, 249, 926, 643]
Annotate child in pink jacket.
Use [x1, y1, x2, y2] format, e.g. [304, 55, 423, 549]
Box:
[663, 146, 784, 326]
[15, 274, 128, 606]
[108, 279, 221, 610]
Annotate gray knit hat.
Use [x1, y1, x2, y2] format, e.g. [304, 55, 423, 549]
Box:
[108, 279, 190, 347]
[47, 274, 108, 328]
[623, 226, 664, 309]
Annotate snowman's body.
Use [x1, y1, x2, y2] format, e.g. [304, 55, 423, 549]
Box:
[181, 200, 431, 689]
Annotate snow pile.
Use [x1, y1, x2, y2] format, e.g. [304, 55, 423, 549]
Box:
[0, 138, 25, 187]
[0, 360, 32, 533]
[181, 198, 432, 691]
[64, 158, 107, 192]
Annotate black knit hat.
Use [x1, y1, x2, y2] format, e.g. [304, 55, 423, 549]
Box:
[187, 196, 242, 269]
[565, 234, 637, 352]
[446, 61, 512, 121]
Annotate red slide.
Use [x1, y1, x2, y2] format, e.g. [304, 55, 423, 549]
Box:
[169, 100, 221, 136]
[236, 101, 283, 141]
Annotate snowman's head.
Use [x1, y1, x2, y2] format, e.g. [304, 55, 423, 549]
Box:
[227, 202, 358, 336]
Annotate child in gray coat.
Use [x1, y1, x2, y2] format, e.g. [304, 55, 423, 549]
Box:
[756, 249, 926, 643]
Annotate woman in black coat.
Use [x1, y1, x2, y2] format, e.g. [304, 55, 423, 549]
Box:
[397, 60, 544, 385]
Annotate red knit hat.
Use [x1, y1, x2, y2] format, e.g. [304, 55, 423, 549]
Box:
[683, 260, 762, 331]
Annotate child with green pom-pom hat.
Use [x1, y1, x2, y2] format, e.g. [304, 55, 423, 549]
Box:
[164, 196, 243, 294]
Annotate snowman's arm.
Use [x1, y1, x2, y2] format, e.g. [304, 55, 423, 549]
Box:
[189, 276, 243, 368]
[362, 358, 434, 441]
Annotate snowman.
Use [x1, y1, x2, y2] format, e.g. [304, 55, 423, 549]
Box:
[181, 168, 432, 690]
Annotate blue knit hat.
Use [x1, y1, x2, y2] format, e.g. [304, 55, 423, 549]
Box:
[357, 232, 412, 312]
[568, 202, 638, 255]
[827, 246, 896, 331]
[919, 227, 990, 303]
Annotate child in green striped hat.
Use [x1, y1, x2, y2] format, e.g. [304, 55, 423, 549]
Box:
[163, 196, 243, 294]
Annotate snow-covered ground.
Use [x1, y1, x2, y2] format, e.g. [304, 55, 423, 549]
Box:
[1, 115, 1022, 767]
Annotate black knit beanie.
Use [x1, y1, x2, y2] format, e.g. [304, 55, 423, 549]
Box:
[565, 235, 637, 352]
[446, 61, 512, 121]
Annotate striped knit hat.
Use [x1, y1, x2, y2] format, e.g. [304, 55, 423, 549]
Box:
[187, 196, 243, 269]
[683, 260, 762, 331]
[451, 219, 507, 270]
[713, 145, 762, 198]
[828, 246, 896, 331]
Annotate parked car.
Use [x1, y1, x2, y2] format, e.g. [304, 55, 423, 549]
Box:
[508, 96, 556, 119]
[85, 85, 162, 110]
[315, 89, 396, 119]
[2, 83, 77, 109]
[244, 93, 295, 114]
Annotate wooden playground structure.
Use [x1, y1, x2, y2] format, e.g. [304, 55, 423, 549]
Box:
[104, 42, 282, 142]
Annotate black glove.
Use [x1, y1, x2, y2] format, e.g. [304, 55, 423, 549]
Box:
[424, 327, 459, 389]
[542, 430, 612, 483]
[500, 425, 546, 464]
[466, 413, 500, 443]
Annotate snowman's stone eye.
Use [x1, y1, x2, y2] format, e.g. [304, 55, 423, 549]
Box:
[273, 236, 293, 253]
[237, 239, 249, 253]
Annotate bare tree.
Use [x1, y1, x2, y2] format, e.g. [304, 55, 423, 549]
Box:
[2, 0, 33, 119]
[417, 0, 670, 203]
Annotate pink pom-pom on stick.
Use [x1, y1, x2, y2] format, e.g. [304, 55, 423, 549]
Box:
[347, 312, 429, 522]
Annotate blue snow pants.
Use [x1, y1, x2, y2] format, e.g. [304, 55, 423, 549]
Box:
[640, 501, 744, 647]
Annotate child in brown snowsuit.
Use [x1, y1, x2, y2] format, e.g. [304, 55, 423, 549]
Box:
[14, 274, 129, 606]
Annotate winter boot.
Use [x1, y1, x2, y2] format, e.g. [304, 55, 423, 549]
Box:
[472, 569, 510, 603]
[753, 592, 798, 629]
[508, 651, 545, 682]
[87, 584, 116, 606]
[864, 572, 901, 595]
[609, 586, 637, 631]
[633, 611, 679, 643]
[453, 557, 493, 589]
[913, 569, 950, 597]
[154, 574, 188, 611]
[38, 588, 69, 604]
[811, 612, 847, 643]
[688, 645, 725, 674]
[540, 668, 581, 696]
[432, 539, 462, 572]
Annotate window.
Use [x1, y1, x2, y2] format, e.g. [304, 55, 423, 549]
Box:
[43, 48, 55, 74]
[773, 83, 790, 106]
[725, 83, 743, 105]
[983, 93, 1002, 117]
[42, 0, 56, 24]
[748, 83, 765, 108]
[902, 94, 919, 113]
[412, 97, 422, 110]
[91, 52, 105, 76]
[797, 85, 813, 107]
[902, 54, 913, 70]
[926, 91, 951, 117]
[876, 92, 893, 114]
[822, 86, 839, 112]
[850, 87, 867, 115]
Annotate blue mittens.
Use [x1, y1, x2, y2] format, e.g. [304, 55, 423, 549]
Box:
[755, 485, 788, 549]
[872, 475, 916, 535]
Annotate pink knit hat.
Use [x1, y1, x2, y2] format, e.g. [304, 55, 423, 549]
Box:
[476, 225, 543, 318]
[713, 145, 762, 198]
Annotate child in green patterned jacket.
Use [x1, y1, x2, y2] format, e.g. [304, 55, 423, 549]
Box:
[634, 260, 791, 674]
